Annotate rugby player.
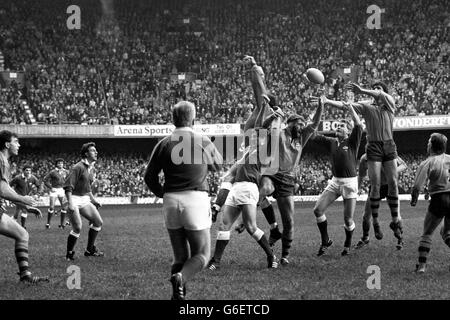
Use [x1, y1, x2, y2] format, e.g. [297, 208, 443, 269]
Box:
[261, 95, 324, 265]
[43, 158, 69, 229]
[0, 130, 48, 284]
[323, 82, 403, 246]
[10, 165, 43, 229]
[355, 154, 407, 249]
[411, 133, 450, 273]
[64, 142, 104, 261]
[145, 101, 222, 300]
[312, 102, 363, 256]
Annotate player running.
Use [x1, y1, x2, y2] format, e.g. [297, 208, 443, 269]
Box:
[411, 133, 450, 273]
[64, 142, 104, 261]
[0, 130, 48, 284]
[43, 158, 69, 229]
[355, 154, 407, 249]
[323, 82, 403, 246]
[10, 165, 43, 229]
[311, 102, 363, 256]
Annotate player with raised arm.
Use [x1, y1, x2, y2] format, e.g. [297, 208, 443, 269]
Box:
[355, 155, 407, 249]
[411, 133, 450, 273]
[0, 130, 48, 284]
[207, 109, 282, 270]
[10, 165, 43, 229]
[261, 96, 323, 265]
[64, 142, 104, 261]
[323, 82, 403, 246]
[311, 102, 363, 256]
[43, 158, 69, 229]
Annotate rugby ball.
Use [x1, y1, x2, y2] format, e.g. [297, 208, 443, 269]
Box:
[305, 68, 325, 84]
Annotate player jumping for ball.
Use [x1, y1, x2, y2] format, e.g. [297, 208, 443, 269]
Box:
[43, 158, 69, 229]
[355, 154, 407, 249]
[309, 102, 363, 256]
[411, 133, 450, 273]
[323, 82, 403, 247]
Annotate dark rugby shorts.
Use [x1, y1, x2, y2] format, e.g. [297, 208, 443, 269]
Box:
[366, 140, 398, 162]
[428, 192, 450, 219]
[264, 173, 295, 199]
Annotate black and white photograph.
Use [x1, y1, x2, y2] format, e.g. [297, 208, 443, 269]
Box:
[0, 0, 449, 311]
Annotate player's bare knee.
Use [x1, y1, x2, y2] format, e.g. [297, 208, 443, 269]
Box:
[18, 228, 29, 242]
[313, 206, 323, 217]
[245, 223, 257, 235]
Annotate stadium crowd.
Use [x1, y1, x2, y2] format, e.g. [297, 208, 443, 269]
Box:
[12, 151, 427, 198]
[0, 0, 448, 125]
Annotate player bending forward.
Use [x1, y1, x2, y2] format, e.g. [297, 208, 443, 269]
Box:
[0, 130, 48, 283]
[43, 158, 69, 229]
[64, 142, 104, 261]
[355, 154, 407, 249]
[411, 133, 450, 273]
[311, 102, 363, 256]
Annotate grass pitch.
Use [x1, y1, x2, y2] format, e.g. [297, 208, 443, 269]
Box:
[0, 201, 449, 300]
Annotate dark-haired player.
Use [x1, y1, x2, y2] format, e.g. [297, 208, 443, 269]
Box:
[43, 158, 69, 229]
[64, 142, 104, 261]
[411, 133, 450, 273]
[312, 102, 363, 256]
[10, 165, 43, 229]
[323, 82, 403, 246]
[0, 130, 48, 283]
[355, 154, 407, 249]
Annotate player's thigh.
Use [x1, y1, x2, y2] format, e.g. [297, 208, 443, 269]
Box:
[382, 159, 398, 183]
[422, 211, 443, 236]
[367, 161, 382, 186]
[314, 190, 339, 215]
[49, 196, 56, 208]
[68, 206, 83, 229]
[58, 196, 68, 207]
[79, 203, 103, 226]
[343, 198, 356, 221]
[0, 213, 27, 240]
[185, 228, 211, 257]
[167, 228, 190, 262]
[241, 204, 258, 229]
[220, 205, 241, 231]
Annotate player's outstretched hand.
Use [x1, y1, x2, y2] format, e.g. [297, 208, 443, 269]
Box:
[308, 95, 327, 107]
[22, 195, 37, 207]
[344, 82, 363, 94]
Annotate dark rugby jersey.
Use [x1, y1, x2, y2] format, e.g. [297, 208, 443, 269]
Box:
[10, 174, 42, 196]
[353, 96, 395, 142]
[64, 160, 94, 196]
[44, 168, 69, 189]
[414, 154, 450, 195]
[314, 124, 362, 178]
[234, 163, 260, 185]
[145, 127, 222, 198]
[273, 125, 315, 178]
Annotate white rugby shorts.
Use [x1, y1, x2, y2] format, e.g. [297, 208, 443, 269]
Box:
[163, 190, 211, 231]
[324, 176, 358, 199]
[71, 195, 91, 209]
[224, 181, 259, 207]
[50, 187, 65, 199]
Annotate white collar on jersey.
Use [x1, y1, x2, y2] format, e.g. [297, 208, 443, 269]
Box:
[173, 126, 194, 132]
